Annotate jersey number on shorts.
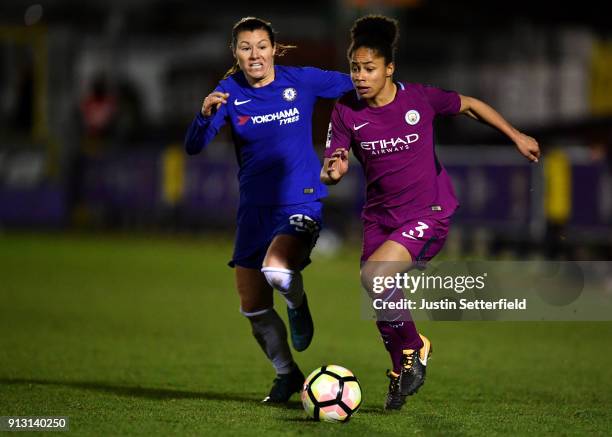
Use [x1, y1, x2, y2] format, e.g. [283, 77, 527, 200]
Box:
[289, 214, 319, 234]
[402, 221, 429, 240]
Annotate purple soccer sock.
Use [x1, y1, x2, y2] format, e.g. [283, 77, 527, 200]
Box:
[374, 287, 423, 352]
[390, 320, 424, 351]
[376, 321, 404, 373]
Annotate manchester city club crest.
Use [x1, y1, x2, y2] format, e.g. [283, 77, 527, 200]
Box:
[282, 87, 297, 102]
[405, 109, 420, 125]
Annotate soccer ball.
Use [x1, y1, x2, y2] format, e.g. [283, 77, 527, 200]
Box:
[301, 365, 362, 422]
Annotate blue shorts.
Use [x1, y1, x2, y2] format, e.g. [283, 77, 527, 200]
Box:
[229, 201, 323, 270]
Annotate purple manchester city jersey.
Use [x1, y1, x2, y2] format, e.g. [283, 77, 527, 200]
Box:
[325, 82, 461, 227]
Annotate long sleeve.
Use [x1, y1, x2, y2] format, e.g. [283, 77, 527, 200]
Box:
[184, 95, 228, 155]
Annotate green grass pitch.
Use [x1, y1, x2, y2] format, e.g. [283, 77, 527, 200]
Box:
[1, 233, 611, 435]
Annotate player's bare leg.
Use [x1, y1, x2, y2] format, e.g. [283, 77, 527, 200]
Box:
[235, 266, 274, 314]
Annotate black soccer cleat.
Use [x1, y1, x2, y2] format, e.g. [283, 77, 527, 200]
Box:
[262, 365, 305, 403]
[400, 333, 432, 396]
[286, 294, 314, 352]
[384, 370, 405, 411]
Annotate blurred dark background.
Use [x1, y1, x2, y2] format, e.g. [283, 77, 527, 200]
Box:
[0, 0, 610, 259]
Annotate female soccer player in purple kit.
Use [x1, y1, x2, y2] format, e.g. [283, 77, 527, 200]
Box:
[185, 17, 353, 403]
[321, 15, 540, 410]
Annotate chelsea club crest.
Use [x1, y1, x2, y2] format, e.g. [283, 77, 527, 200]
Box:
[282, 87, 297, 102]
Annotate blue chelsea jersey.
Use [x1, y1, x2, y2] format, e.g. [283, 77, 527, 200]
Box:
[185, 65, 354, 206]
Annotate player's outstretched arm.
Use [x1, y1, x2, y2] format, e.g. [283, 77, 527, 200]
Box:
[459, 95, 541, 163]
[184, 90, 229, 155]
[320, 148, 349, 185]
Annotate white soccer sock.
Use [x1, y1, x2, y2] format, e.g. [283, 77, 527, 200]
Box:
[261, 267, 305, 309]
[241, 307, 294, 375]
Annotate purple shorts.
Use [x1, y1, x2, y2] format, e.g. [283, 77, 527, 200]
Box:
[361, 216, 451, 264]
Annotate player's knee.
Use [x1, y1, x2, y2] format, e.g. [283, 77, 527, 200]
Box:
[360, 263, 387, 298]
[359, 264, 375, 290]
[261, 267, 297, 293]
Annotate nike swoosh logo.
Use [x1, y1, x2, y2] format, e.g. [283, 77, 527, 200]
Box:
[419, 356, 428, 366]
[419, 341, 430, 366]
[402, 232, 417, 240]
[353, 122, 369, 131]
[234, 99, 251, 106]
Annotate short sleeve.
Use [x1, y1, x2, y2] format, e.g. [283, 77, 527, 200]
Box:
[421, 84, 461, 115]
[301, 67, 354, 99]
[324, 102, 352, 158]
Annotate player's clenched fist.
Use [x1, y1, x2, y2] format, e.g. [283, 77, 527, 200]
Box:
[201, 91, 230, 117]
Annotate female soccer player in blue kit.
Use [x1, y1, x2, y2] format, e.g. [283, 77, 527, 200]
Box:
[322, 15, 540, 410]
[184, 17, 354, 403]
